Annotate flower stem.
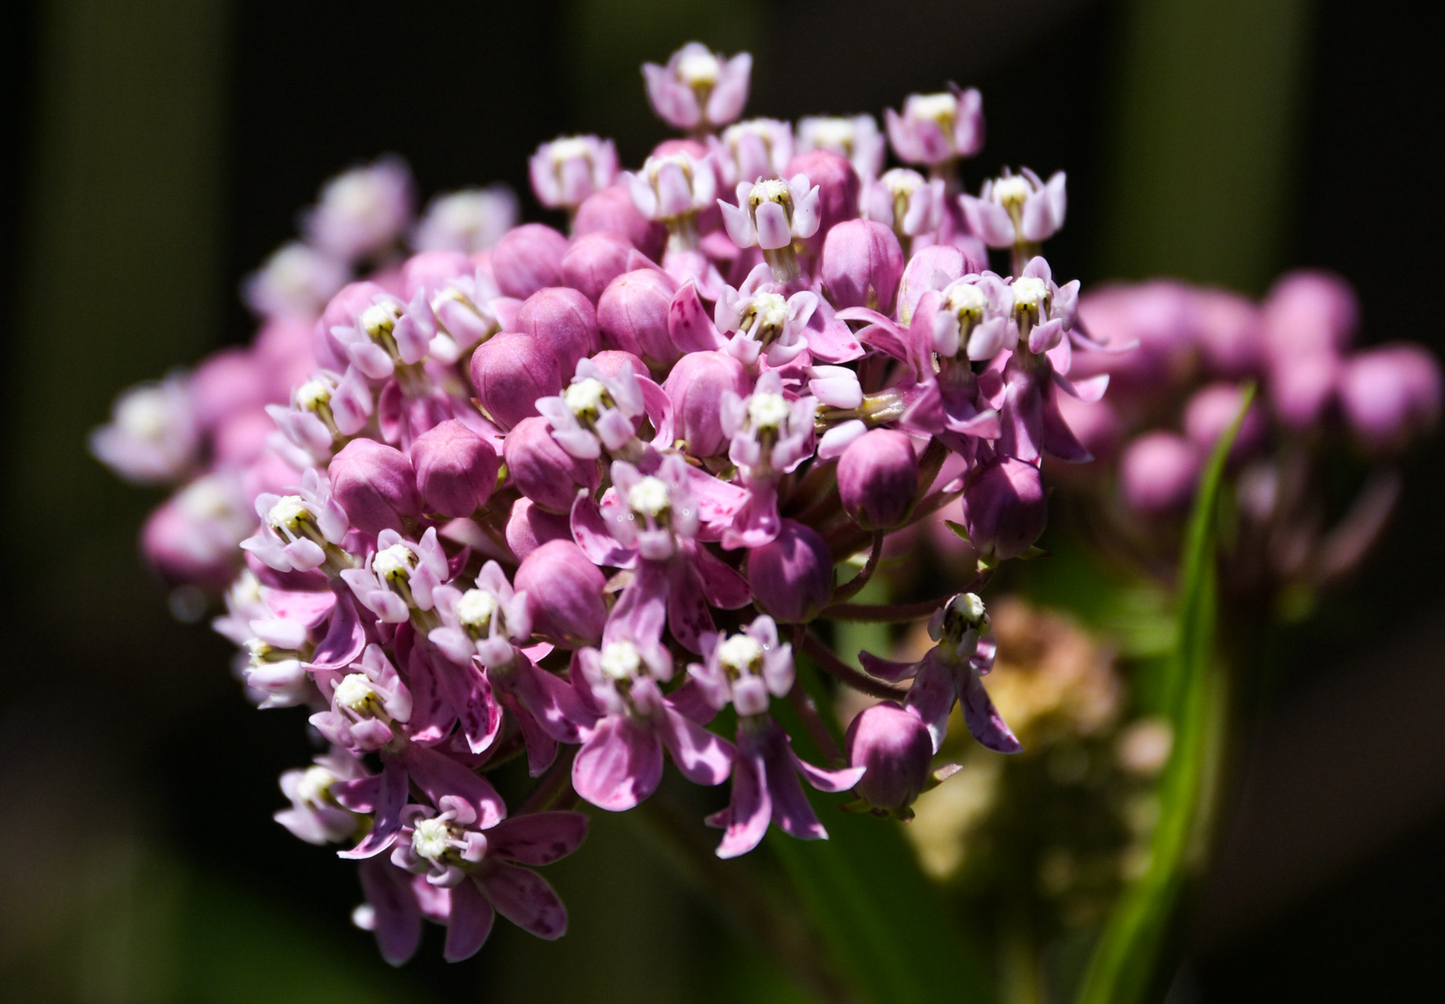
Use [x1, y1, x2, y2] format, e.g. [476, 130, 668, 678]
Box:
[830, 531, 886, 605]
[801, 632, 908, 701]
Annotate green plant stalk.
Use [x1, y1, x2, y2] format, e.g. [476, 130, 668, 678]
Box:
[1074, 385, 1255, 1004]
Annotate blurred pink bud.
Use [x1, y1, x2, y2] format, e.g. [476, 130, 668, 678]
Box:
[410, 420, 501, 518]
[746, 519, 833, 623]
[845, 702, 933, 814]
[838, 429, 918, 530]
[1263, 269, 1358, 361]
[1195, 288, 1263, 378]
[573, 186, 667, 261]
[597, 268, 681, 366]
[400, 250, 474, 299]
[516, 287, 602, 377]
[821, 219, 904, 315]
[1339, 344, 1443, 451]
[1119, 432, 1202, 515]
[1269, 351, 1340, 430]
[663, 350, 751, 457]
[491, 223, 570, 299]
[502, 416, 599, 513]
[329, 439, 421, 537]
[959, 457, 1047, 559]
[505, 497, 573, 561]
[469, 332, 563, 430]
[1070, 280, 1200, 399]
[514, 540, 608, 646]
[1183, 382, 1267, 459]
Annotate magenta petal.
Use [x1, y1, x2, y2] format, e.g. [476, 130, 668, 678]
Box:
[332, 773, 381, 812]
[444, 878, 496, 962]
[858, 650, 921, 682]
[659, 707, 734, 785]
[506, 657, 595, 744]
[358, 858, 421, 966]
[487, 811, 590, 865]
[767, 753, 828, 841]
[310, 593, 365, 669]
[1040, 389, 1093, 463]
[715, 749, 771, 859]
[665, 566, 717, 655]
[341, 760, 407, 859]
[960, 666, 1022, 754]
[572, 716, 664, 811]
[570, 494, 638, 568]
[404, 746, 506, 828]
[719, 199, 755, 247]
[691, 545, 752, 609]
[791, 752, 866, 793]
[904, 657, 958, 753]
[500, 689, 561, 776]
[668, 282, 725, 353]
[478, 861, 568, 940]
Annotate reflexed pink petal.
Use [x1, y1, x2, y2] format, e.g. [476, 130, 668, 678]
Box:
[444, 878, 495, 961]
[571, 716, 664, 811]
[479, 861, 569, 940]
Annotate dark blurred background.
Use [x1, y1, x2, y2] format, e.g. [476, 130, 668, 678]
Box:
[2, 0, 1442, 1000]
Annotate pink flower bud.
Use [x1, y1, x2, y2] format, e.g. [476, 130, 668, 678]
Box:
[1195, 288, 1263, 378]
[505, 497, 573, 561]
[409, 419, 501, 517]
[960, 457, 1047, 559]
[573, 186, 667, 261]
[845, 702, 933, 813]
[838, 429, 918, 530]
[516, 287, 602, 377]
[1263, 269, 1358, 362]
[469, 332, 563, 430]
[821, 219, 904, 315]
[400, 251, 474, 300]
[746, 519, 833, 623]
[1119, 432, 1202, 515]
[1339, 344, 1443, 451]
[597, 268, 680, 367]
[1183, 382, 1266, 459]
[514, 539, 608, 646]
[783, 149, 860, 248]
[561, 231, 640, 304]
[188, 349, 267, 432]
[502, 416, 599, 513]
[491, 223, 570, 299]
[662, 350, 750, 457]
[588, 349, 651, 381]
[328, 438, 421, 537]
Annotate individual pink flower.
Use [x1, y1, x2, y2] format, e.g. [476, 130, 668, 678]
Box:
[89, 376, 199, 485]
[884, 85, 984, 167]
[310, 644, 416, 754]
[389, 807, 588, 960]
[529, 135, 619, 211]
[861, 168, 947, 241]
[266, 367, 373, 463]
[859, 593, 1019, 754]
[242, 468, 352, 574]
[796, 114, 885, 180]
[960, 167, 1068, 249]
[712, 118, 794, 187]
[642, 43, 752, 134]
[535, 356, 652, 460]
[709, 715, 865, 859]
[688, 616, 793, 717]
[412, 186, 519, 254]
[339, 527, 449, 624]
[715, 264, 819, 367]
[275, 751, 368, 846]
[719, 371, 816, 548]
[144, 472, 257, 588]
[571, 633, 734, 811]
[242, 241, 349, 321]
[719, 175, 821, 282]
[304, 156, 415, 264]
[623, 151, 717, 233]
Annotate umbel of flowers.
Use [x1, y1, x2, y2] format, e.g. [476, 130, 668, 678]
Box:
[93, 42, 1123, 964]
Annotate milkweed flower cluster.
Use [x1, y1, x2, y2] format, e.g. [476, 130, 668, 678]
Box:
[1057, 270, 1440, 597]
[92, 43, 1116, 964]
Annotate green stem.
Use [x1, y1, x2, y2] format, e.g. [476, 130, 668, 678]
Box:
[801, 632, 908, 701]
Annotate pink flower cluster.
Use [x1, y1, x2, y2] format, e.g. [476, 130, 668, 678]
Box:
[93, 43, 1112, 963]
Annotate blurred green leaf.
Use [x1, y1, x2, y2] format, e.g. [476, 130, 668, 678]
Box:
[1073, 386, 1255, 1004]
[769, 657, 990, 1004]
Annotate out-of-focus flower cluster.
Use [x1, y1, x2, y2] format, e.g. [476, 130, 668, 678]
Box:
[1053, 271, 1440, 605]
[93, 41, 1176, 965]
